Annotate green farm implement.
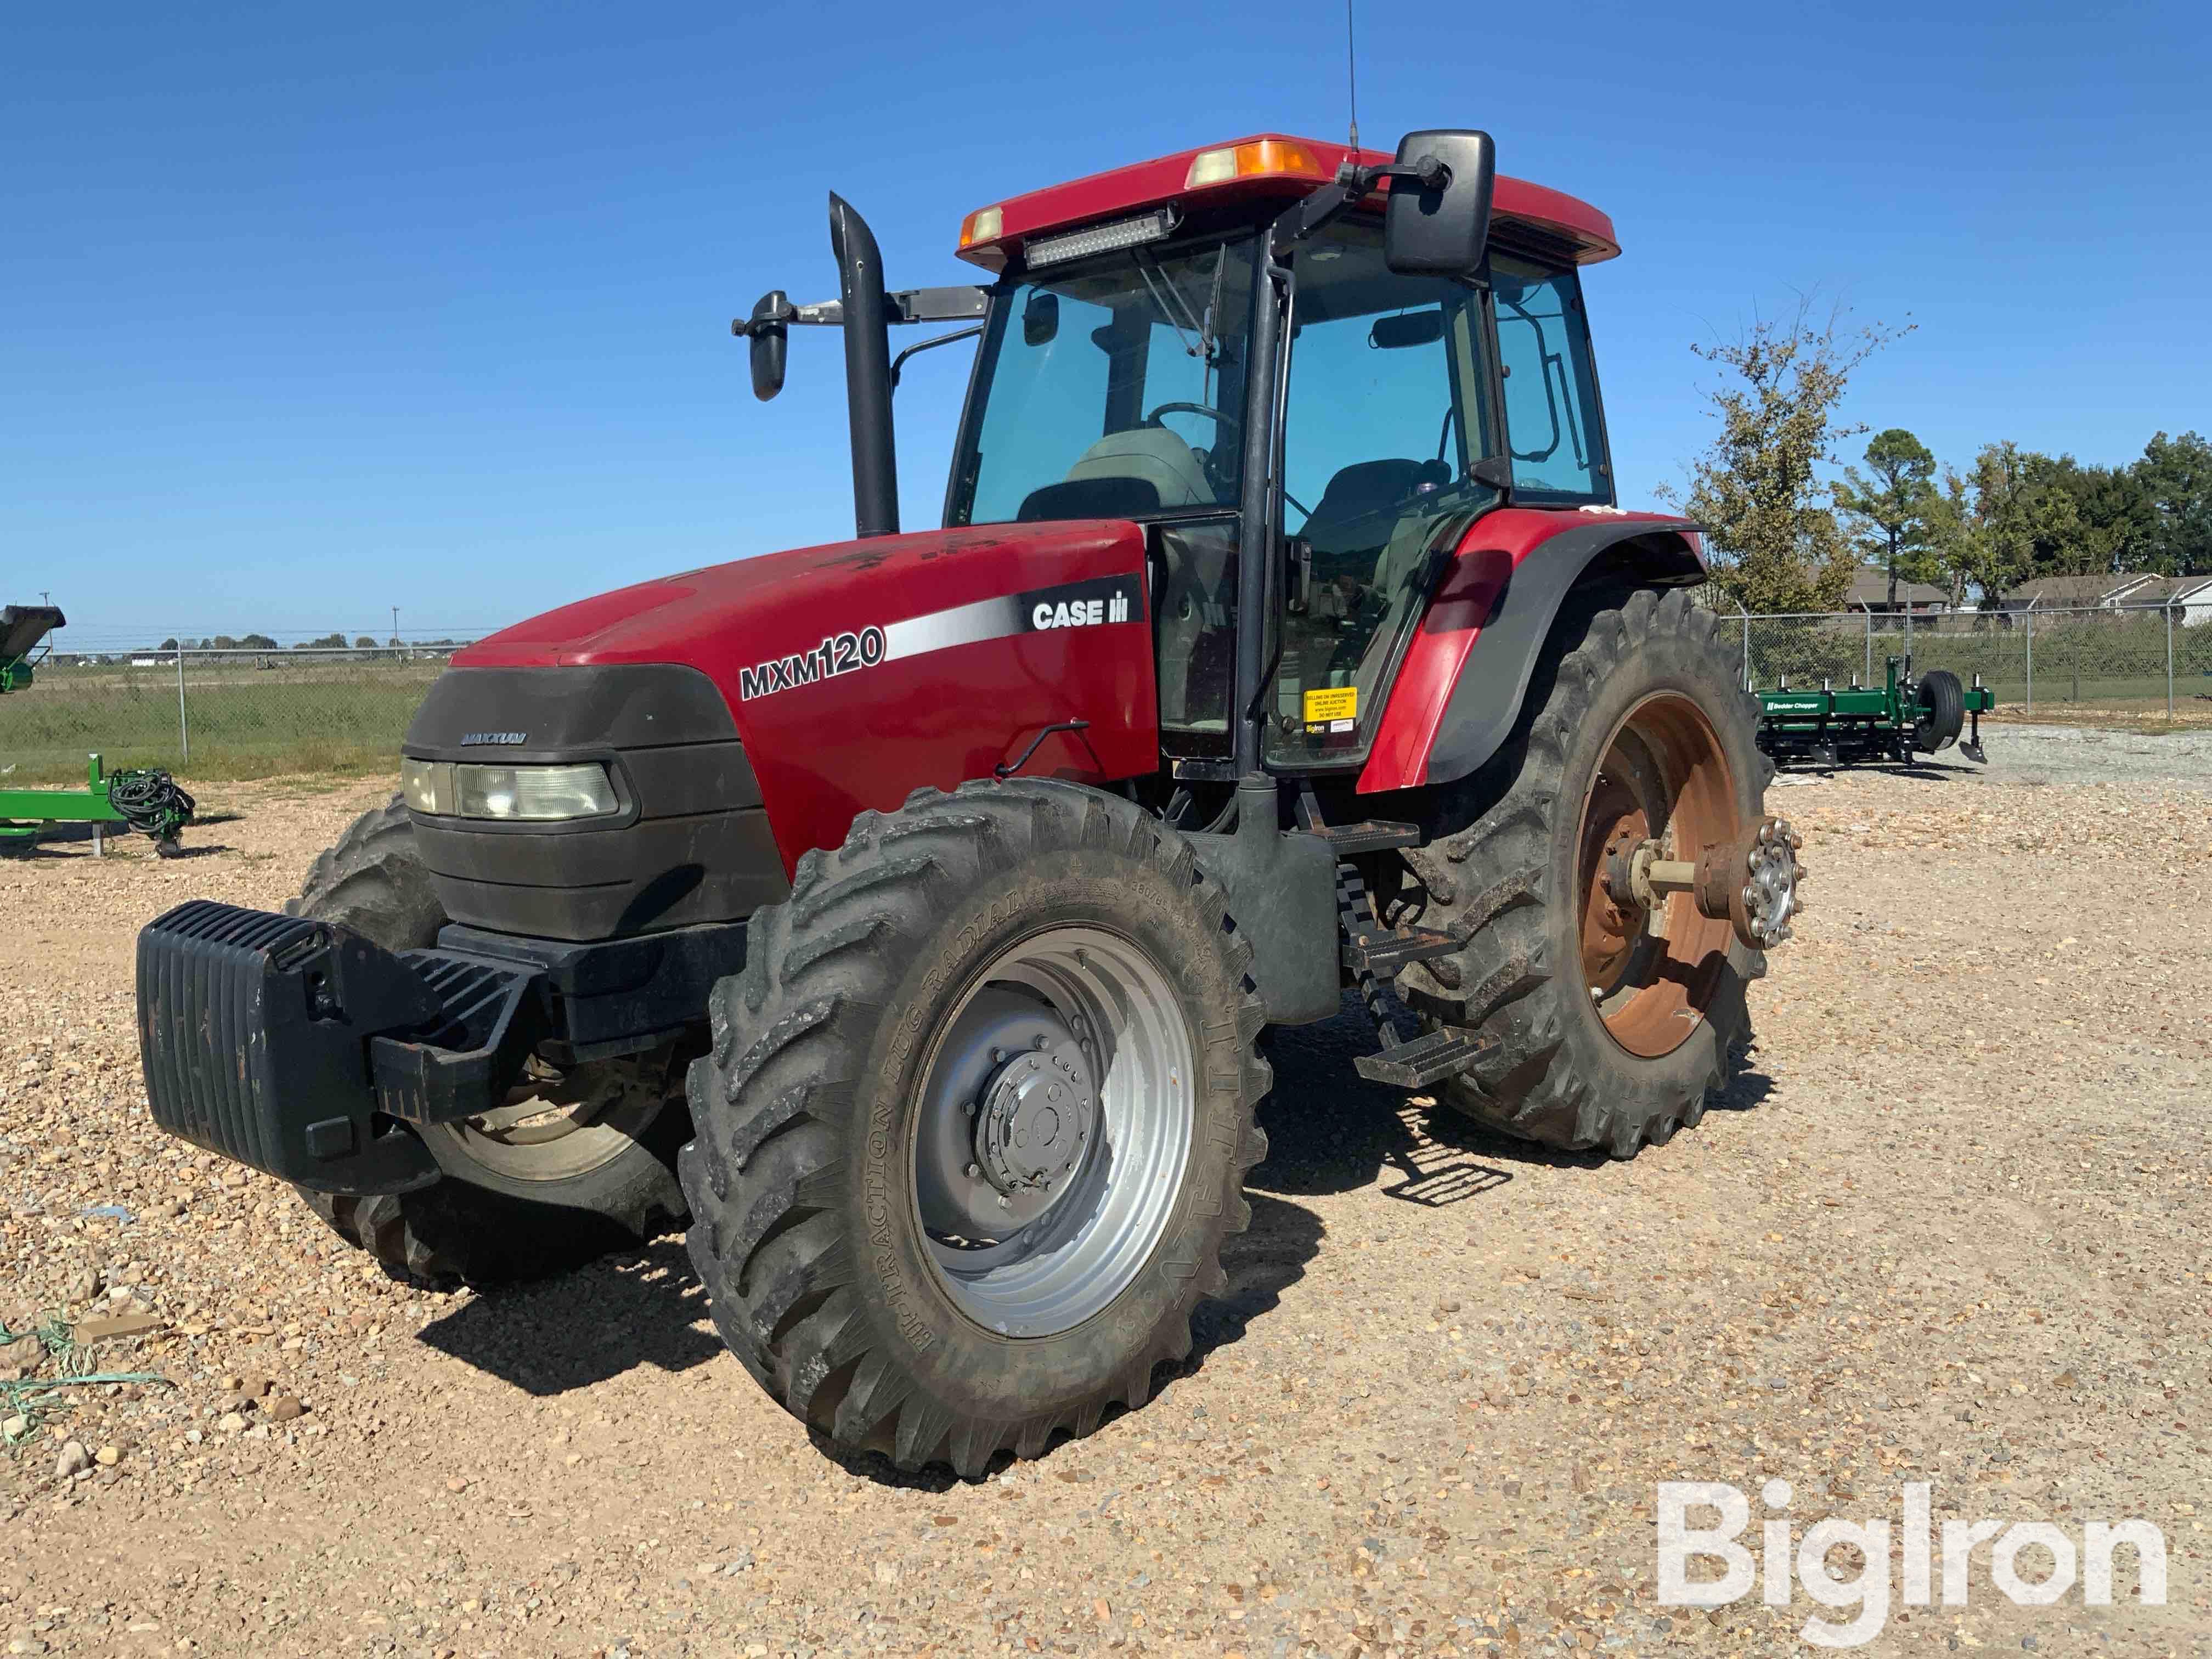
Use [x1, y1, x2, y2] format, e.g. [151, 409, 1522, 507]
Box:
[1752, 654, 1992, 770]
[1, 605, 195, 856]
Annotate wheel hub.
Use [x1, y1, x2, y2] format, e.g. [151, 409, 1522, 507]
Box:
[914, 987, 1101, 1241]
[974, 1035, 1095, 1195]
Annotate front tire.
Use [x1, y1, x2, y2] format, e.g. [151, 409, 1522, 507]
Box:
[678, 779, 1270, 1475]
[289, 795, 690, 1284]
[1399, 588, 1768, 1157]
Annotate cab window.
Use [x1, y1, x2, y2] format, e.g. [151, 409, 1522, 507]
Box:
[1492, 254, 1610, 501]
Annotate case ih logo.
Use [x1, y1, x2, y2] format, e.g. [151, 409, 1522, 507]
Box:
[1031, 589, 1132, 630]
[736, 576, 1143, 702]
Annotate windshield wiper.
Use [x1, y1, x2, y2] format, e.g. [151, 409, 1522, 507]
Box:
[1134, 248, 1210, 363]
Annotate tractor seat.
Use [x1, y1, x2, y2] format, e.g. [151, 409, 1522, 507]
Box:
[1017, 427, 1216, 522]
[1299, 458, 1449, 561]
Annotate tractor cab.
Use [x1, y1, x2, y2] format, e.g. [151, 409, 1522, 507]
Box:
[943, 137, 1615, 776]
[743, 132, 1622, 786]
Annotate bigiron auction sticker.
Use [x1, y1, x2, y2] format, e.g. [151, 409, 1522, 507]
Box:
[1302, 684, 1358, 733]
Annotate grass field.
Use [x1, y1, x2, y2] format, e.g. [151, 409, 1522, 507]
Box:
[0, 656, 444, 784]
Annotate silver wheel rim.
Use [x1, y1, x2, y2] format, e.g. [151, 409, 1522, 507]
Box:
[425, 1050, 669, 1184]
[911, 924, 1195, 1338]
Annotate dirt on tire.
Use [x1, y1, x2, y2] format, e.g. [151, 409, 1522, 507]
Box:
[678, 777, 1271, 1475]
[1397, 587, 1767, 1157]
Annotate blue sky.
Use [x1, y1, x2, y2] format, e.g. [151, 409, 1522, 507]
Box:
[8, 1, 2207, 644]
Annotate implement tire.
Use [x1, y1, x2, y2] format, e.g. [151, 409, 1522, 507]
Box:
[679, 778, 1270, 1476]
[1913, 669, 1966, 752]
[289, 795, 690, 1285]
[1398, 587, 1768, 1158]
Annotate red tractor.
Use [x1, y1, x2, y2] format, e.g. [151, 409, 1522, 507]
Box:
[137, 129, 1800, 1474]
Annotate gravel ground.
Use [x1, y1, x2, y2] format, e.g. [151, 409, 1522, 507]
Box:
[1, 759, 2207, 1659]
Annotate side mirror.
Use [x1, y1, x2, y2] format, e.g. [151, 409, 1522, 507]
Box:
[1023, 289, 1059, 347]
[1369, 310, 1444, 350]
[1384, 129, 1496, 278]
[748, 289, 789, 401]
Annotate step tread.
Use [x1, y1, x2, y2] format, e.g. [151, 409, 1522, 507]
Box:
[1311, 819, 1423, 855]
[1344, 922, 1461, 977]
[1353, 1029, 1496, 1088]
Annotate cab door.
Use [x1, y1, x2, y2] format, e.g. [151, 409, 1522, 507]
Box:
[1261, 219, 1500, 771]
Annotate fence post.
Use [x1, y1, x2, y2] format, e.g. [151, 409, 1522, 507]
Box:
[2024, 608, 2033, 713]
[1864, 610, 1872, 685]
[1740, 604, 1751, 689]
[2168, 602, 2176, 719]
[176, 642, 190, 761]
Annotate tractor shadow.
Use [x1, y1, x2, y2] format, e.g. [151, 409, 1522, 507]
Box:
[1254, 994, 1778, 1198]
[414, 1236, 723, 1393]
[1250, 995, 1591, 1203]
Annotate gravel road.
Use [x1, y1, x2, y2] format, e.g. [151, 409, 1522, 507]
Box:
[2, 759, 2206, 1658]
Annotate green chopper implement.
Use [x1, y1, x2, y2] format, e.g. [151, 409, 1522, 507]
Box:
[1753, 654, 1992, 770]
[0, 605, 194, 856]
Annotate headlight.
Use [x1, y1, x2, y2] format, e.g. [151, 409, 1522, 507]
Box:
[400, 759, 618, 822]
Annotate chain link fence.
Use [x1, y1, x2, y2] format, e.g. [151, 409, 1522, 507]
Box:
[1729, 603, 2212, 723]
[2, 647, 458, 784]
[7, 603, 2210, 786]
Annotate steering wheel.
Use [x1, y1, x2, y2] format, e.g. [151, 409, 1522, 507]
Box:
[1144, 401, 1241, 436]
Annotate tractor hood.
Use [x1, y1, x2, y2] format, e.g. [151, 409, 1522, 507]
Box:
[449, 518, 1161, 872]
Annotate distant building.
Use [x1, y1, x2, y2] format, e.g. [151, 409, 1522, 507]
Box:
[1845, 569, 1950, 614]
[2133, 574, 2212, 627]
[2000, 573, 2163, 613]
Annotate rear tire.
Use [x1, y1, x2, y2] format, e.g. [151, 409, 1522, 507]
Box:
[289, 794, 690, 1285]
[1398, 588, 1767, 1157]
[678, 778, 1269, 1475]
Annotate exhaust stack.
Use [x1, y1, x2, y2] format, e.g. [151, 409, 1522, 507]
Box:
[829, 194, 899, 539]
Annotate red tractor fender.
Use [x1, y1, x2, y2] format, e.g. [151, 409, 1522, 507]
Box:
[1359, 509, 1706, 794]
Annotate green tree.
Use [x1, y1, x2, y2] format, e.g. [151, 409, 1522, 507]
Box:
[1834, 428, 1939, 606]
[2045, 455, 2154, 573]
[239, 633, 279, 650]
[2138, 430, 2212, 574]
[1662, 301, 1909, 613]
[1951, 443, 2095, 600]
[353, 635, 377, 649]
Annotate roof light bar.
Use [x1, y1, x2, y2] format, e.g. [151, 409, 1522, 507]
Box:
[1023, 207, 1179, 269]
[1183, 138, 1330, 190]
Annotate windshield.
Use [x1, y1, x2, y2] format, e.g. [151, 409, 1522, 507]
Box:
[948, 235, 1259, 527]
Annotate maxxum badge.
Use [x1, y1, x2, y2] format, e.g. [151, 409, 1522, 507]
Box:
[736, 574, 1143, 702]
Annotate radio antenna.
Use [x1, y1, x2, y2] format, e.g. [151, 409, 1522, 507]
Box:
[1344, 0, 1361, 153]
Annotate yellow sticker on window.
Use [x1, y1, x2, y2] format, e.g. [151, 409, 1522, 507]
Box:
[1302, 685, 1358, 724]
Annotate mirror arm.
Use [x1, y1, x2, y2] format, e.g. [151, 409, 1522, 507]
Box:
[889, 285, 989, 324]
[733, 286, 988, 338]
[890, 323, 984, 390]
[732, 297, 843, 337]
